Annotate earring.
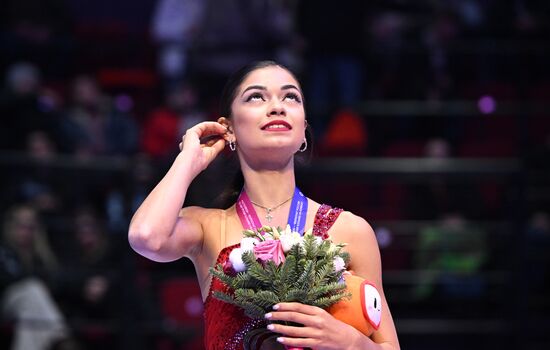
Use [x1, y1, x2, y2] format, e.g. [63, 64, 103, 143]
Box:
[229, 140, 236, 151]
[299, 138, 307, 152]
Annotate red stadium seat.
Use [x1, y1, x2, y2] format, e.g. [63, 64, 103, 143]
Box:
[158, 277, 204, 350]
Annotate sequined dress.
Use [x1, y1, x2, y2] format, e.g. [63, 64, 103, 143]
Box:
[203, 204, 343, 350]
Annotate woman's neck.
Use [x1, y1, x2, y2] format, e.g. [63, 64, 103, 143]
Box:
[240, 157, 296, 209]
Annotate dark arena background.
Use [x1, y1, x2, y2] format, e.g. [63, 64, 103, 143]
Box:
[1, 1, 549, 350]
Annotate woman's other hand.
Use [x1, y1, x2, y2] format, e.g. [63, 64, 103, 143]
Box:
[265, 302, 365, 350]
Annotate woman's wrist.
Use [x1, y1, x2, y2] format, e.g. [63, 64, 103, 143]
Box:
[172, 151, 201, 185]
[348, 329, 373, 350]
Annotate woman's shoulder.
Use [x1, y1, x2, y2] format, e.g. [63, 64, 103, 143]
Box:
[330, 209, 376, 244]
[327, 210, 382, 278]
[178, 206, 226, 238]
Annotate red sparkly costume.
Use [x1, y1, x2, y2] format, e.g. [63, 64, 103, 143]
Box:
[203, 204, 343, 350]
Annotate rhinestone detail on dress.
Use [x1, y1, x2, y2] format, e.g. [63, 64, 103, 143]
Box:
[312, 204, 343, 239]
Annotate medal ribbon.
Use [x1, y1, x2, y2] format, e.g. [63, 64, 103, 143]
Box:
[236, 187, 308, 233]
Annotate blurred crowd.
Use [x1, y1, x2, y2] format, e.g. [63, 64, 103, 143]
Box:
[1, 0, 550, 349]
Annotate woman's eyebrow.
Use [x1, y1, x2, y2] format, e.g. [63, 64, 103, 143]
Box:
[240, 84, 301, 97]
[281, 84, 300, 91]
[241, 85, 266, 96]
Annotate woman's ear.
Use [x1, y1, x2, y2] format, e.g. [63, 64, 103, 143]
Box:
[218, 117, 233, 134]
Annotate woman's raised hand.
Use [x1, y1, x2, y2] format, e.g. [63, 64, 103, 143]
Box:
[179, 121, 228, 176]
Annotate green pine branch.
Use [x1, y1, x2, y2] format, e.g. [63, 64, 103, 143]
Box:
[209, 227, 351, 317]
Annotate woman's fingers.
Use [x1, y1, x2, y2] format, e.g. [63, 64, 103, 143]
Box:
[266, 310, 311, 325]
[180, 121, 229, 152]
[273, 302, 322, 316]
[205, 138, 227, 158]
[188, 121, 228, 140]
[267, 323, 319, 339]
[200, 133, 225, 146]
[274, 336, 317, 349]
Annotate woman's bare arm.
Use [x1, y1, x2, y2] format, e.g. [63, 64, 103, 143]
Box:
[341, 212, 400, 349]
[128, 121, 227, 262]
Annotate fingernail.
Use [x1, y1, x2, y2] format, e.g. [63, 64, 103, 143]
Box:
[265, 313, 272, 319]
[267, 324, 274, 330]
[276, 337, 284, 343]
[272, 304, 280, 310]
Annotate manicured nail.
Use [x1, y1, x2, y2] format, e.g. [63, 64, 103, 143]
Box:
[265, 313, 272, 319]
[272, 304, 280, 310]
[276, 337, 284, 343]
[267, 324, 275, 330]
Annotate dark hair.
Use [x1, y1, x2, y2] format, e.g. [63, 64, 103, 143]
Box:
[216, 60, 313, 208]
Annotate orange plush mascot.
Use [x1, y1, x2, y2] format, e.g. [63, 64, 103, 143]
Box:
[327, 273, 382, 336]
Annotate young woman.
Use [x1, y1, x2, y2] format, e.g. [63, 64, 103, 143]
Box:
[129, 61, 400, 350]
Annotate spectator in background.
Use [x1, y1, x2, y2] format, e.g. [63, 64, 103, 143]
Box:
[422, 5, 460, 101]
[0, 204, 77, 350]
[405, 138, 484, 219]
[17, 131, 66, 228]
[297, 0, 369, 137]
[319, 109, 369, 157]
[55, 207, 121, 344]
[0, 62, 63, 152]
[141, 83, 206, 162]
[102, 154, 160, 237]
[1, 130, 69, 242]
[150, 0, 206, 89]
[0, 0, 75, 80]
[59, 75, 139, 157]
[525, 211, 550, 298]
[412, 212, 488, 304]
[188, 0, 294, 104]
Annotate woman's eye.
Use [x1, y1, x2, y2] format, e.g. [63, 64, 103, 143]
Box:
[284, 92, 301, 103]
[246, 93, 265, 102]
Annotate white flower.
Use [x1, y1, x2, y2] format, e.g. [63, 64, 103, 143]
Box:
[333, 256, 346, 272]
[328, 242, 339, 254]
[284, 225, 292, 235]
[229, 248, 247, 272]
[279, 229, 302, 252]
[315, 236, 323, 245]
[240, 237, 258, 253]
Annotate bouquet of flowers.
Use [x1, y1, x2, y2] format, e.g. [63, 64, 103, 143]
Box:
[210, 225, 352, 319]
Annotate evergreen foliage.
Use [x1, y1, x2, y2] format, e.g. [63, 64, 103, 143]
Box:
[210, 227, 351, 319]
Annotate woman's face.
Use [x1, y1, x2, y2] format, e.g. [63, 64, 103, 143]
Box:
[230, 66, 305, 161]
[7, 207, 38, 248]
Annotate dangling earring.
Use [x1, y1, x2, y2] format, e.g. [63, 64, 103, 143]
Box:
[299, 138, 307, 152]
[229, 140, 236, 151]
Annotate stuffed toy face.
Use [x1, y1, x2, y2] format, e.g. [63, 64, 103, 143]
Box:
[327, 274, 382, 336]
[362, 282, 382, 329]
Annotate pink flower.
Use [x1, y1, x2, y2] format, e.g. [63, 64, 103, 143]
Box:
[253, 239, 286, 265]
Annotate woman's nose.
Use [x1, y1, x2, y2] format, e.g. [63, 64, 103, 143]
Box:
[268, 101, 286, 117]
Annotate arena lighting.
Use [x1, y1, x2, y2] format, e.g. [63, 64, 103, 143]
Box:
[477, 95, 496, 114]
[114, 93, 133, 112]
[374, 226, 393, 249]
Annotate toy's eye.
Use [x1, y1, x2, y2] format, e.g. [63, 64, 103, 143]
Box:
[362, 283, 382, 329]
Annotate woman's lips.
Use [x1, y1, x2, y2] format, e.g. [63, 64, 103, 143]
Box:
[261, 120, 292, 131]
